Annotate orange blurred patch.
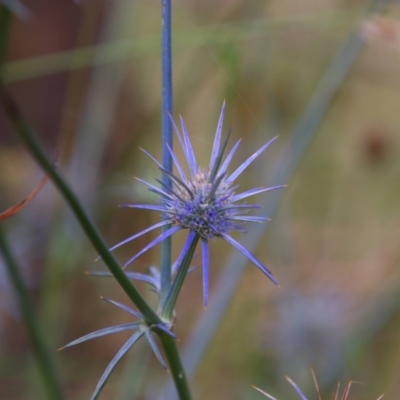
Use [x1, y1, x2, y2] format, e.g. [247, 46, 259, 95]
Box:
[0, 175, 49, 221]
[360, 15, 400, 43]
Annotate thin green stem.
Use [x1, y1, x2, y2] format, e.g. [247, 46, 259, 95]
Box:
[160, 0, 173, 306]
[0, 227, 64, 400]
[158, 3, 193, 398]
[159, 333, 192, 400]
[0, 87, 193, 400]
[161, 234, 199, 321]
[0, 88, 160, 326]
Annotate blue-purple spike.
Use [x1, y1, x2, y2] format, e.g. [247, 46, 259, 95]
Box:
[180, 116, 198, 177]
[123, 226, 182, 269]
[107, 220, 172, 254]
[124, 272, 159, 288]
[207, 172, 226, 200]
[227, 136, 278, 183]
[223, 204, 263, 211]
[229, 216, 270, 223]
[119, 204, 171, 213]
[220, 233, 278, 285]
[158, 166, 194, 199]
[155, 323, 177, 339]
[91, 329, 145, 400]
[166, 143, 187, 181]
[155, 178, 187, 203]
[231, 185, 286, 202]
[134, 177, 174, 200]
[169, 113, 186, 153]
[286, 376, 308, 400]
[59, 323, 142, 350]
[209, 101, 225, 170]
[145, 329, 167, 369]
[218, 138, 242, 176]
[140, 147, 163, 169]
[101, 297, 143, 319]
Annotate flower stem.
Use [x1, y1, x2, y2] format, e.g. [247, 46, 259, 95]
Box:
[161, 233, 199, 321]
[0, 87, 193, 400]
[158, 3, 193, 399]
[159, 333, 192, 400]
[160, 0, 173, 307]
[0, 88, 160, 326]
[0, 227, 64, 400]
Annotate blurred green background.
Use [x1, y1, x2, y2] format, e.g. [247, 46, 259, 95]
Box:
[1, 0, 400, 399]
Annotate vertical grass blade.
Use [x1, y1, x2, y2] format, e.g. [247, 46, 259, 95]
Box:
[0, 227, 64, 400]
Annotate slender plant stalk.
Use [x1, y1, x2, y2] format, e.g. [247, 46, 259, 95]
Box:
[161, 235, 200, 320]
[0, 88, 159, 324]
[0, 87, 192, 400]
[159, 2, 192, 397]
[159, 334, 192, 400]
[160, 0, 174, 307]
[0, 227, 64, 400]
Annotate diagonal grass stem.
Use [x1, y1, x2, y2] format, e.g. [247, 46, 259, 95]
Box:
[0, 85, 193, 400]
[0, 87, 160, 325]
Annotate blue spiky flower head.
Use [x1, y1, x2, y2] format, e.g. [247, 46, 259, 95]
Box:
[111, 102, 284, 305]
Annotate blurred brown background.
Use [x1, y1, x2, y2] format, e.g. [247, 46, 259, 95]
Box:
[1, 0, 400, 399]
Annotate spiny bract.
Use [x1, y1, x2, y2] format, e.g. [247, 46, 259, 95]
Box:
[111, 102, 285, 305]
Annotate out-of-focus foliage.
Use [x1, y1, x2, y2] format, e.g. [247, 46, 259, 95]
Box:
[1, 0, 400, 399]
